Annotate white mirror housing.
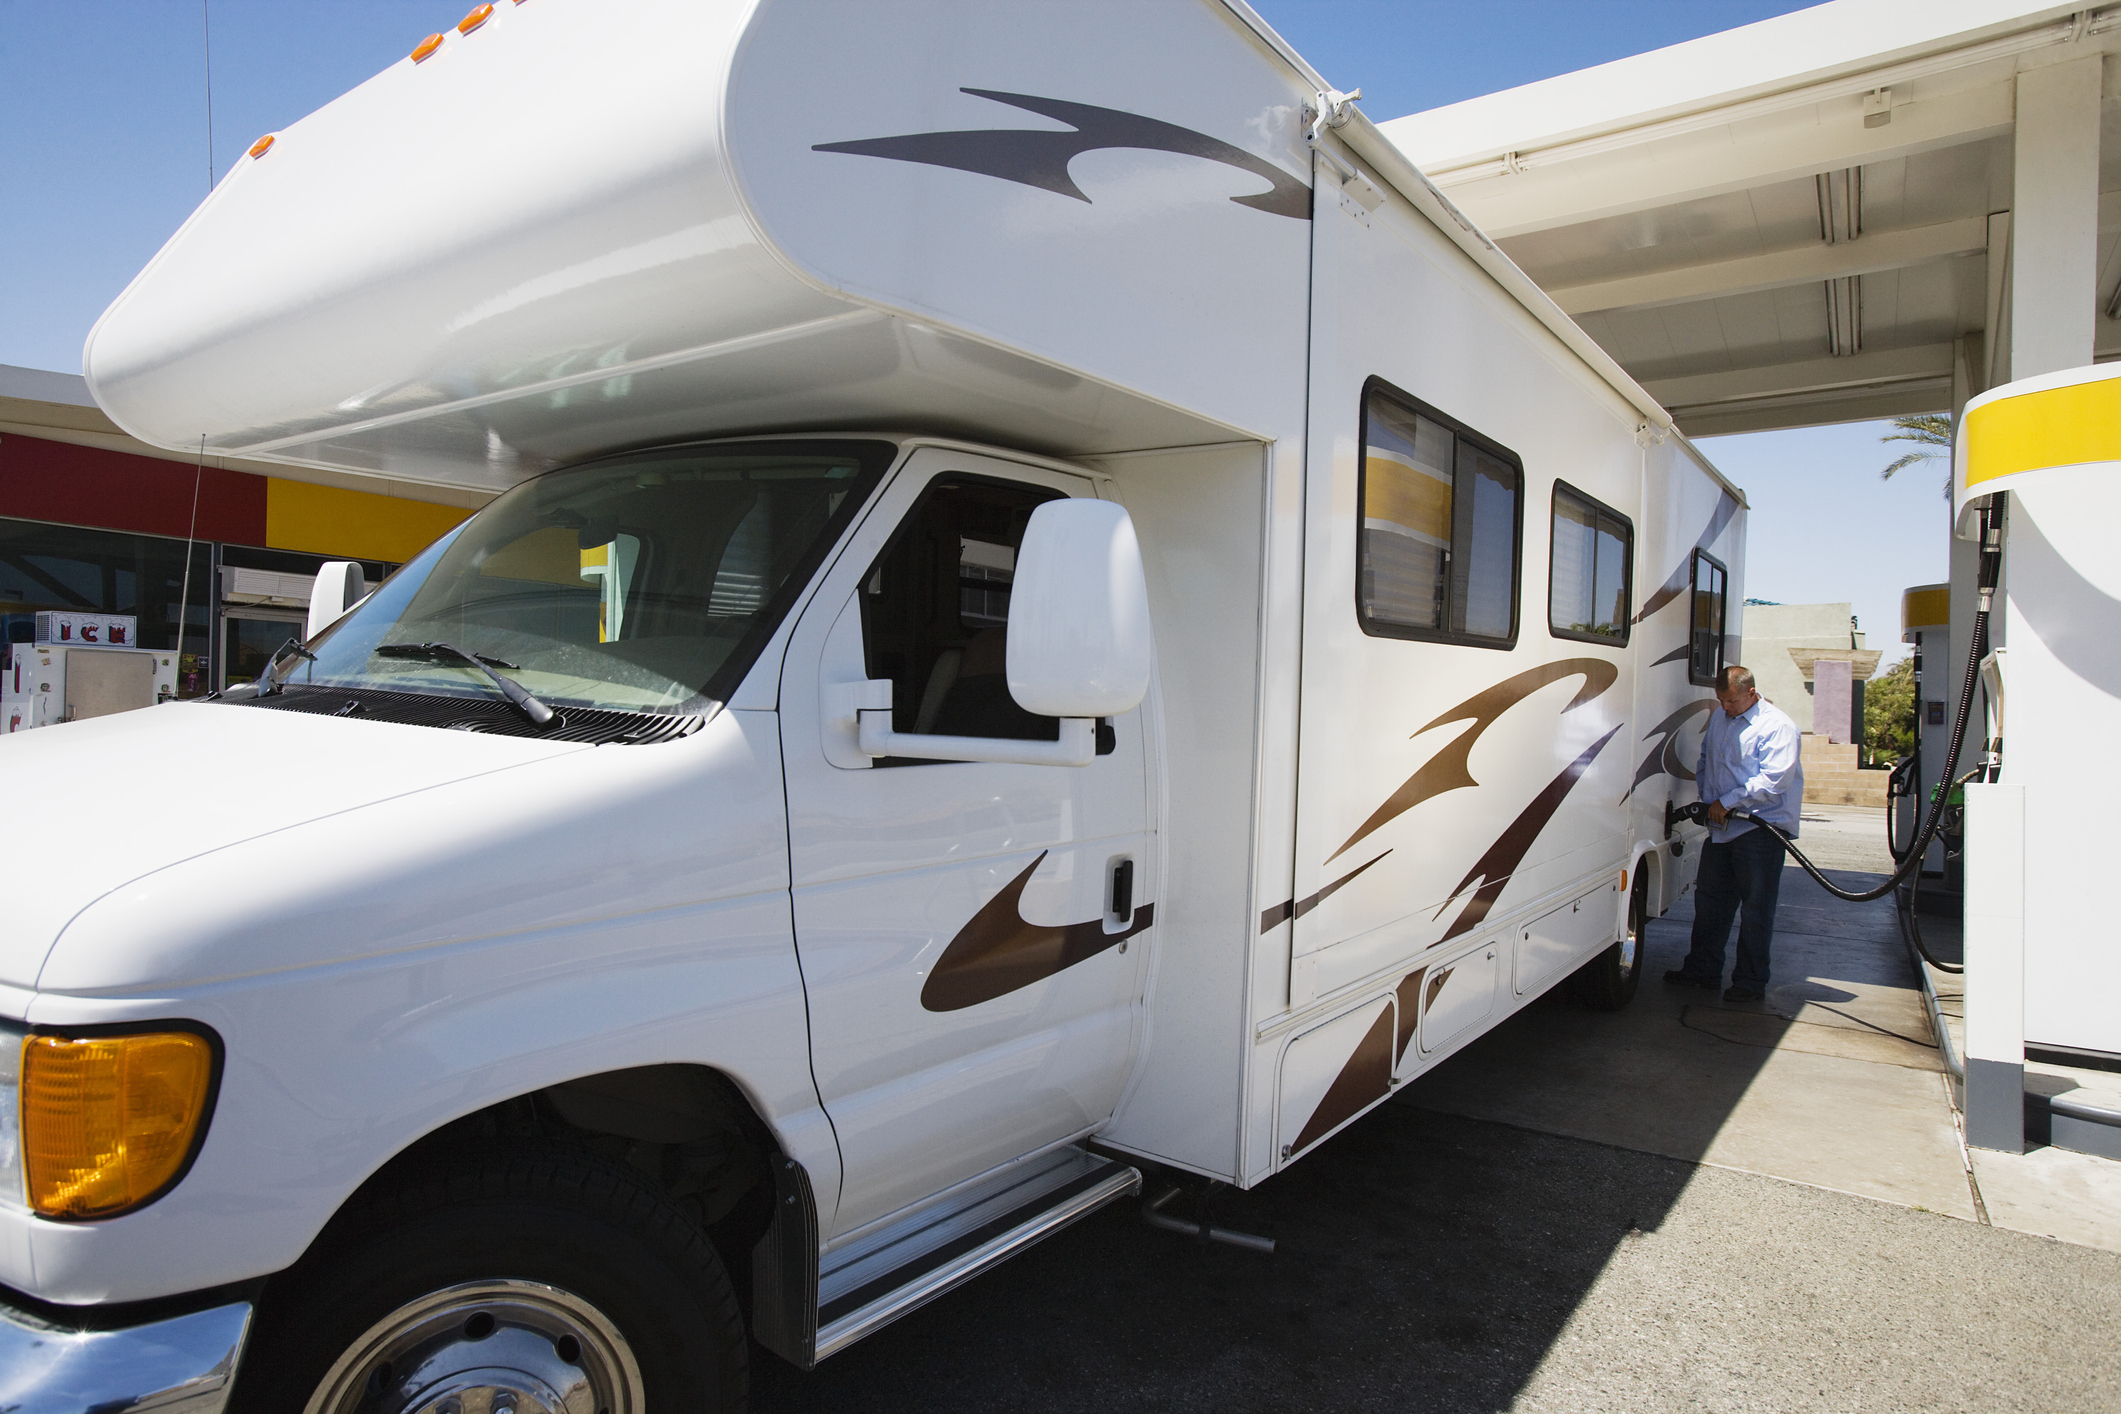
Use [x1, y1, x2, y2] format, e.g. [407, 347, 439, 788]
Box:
[1006, 499, 1151, 718]
[307, 561, 366, 639]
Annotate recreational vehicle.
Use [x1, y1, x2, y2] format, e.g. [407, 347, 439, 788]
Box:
[3, 2, 1746, 1408]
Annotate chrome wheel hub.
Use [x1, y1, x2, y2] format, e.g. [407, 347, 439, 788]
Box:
[305, 1280, 644, 1414]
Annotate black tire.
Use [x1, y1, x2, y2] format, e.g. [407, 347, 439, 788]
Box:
[233, 1144, 746, 1414]
[1569, 866, 1651, 1011]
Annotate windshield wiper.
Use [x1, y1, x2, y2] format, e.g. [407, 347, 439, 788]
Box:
[373, 642, 556, 726]
[254, 638, 317, 697]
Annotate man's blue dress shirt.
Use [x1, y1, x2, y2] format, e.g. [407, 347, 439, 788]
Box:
[1695, 696, 1803, 844]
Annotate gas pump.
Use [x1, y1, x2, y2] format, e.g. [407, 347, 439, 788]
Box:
[1946, 362, 2121, 1155]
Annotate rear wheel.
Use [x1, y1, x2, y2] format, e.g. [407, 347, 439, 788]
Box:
[235, 1145, 746, 1414]
[1569, 866, 1650, 1011]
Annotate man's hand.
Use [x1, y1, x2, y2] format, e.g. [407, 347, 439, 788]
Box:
[1707, 802, 1730, 826]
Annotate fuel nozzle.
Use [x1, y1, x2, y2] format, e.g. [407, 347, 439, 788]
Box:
[1665, 799, 1756, 837]
[1665, 798, 1710, 836]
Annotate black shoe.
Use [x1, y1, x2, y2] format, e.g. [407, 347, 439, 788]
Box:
[1664, 969, 1718, 989]
[1723, 985, 1765, 1003]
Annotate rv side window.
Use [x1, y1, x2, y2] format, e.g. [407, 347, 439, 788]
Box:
[1689, 550, 1727, 685]
[860, 475, 1066, 759]
[1356, 382, 1521, 648]
[1548, 483, 1632, 645]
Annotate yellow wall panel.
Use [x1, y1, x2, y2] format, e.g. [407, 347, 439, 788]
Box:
[265, 479, 472, 563]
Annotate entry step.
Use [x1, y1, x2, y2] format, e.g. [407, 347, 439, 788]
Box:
[815, 1146, 1140, 1360]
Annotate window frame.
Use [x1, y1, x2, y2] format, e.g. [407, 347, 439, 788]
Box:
[1353, 377, 1524, 651]
[1545, 479, 1635, 648]
[1687, 548, 1729, 687]
[857, 470, 1069, 758]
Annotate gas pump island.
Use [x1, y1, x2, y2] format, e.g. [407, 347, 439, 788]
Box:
[1948, 362, 2121, 1157]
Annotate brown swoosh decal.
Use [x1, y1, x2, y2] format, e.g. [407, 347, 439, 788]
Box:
[1259, 850, 1392, 934]
[1431, 723, 1627, 946]
[1425, 966, 1453, 1011]
[1622, 698, 1716, 802]
[922, 851, 1154, 1012]
[1634, 493, 1740, 624]
[1288, 1004, 1396, 1156]
[1328, 658, 1619, 864]
[1394, 967, 1428, 1064]
[1651, 643, 1690, 667]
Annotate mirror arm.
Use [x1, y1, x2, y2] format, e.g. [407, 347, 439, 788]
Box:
[857, 711, 1096, 768]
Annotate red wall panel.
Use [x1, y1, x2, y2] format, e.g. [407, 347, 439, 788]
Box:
[0, 435, 267, 545]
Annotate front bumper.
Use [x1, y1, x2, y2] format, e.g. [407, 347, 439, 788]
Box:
[0, 1294, 250, 1414]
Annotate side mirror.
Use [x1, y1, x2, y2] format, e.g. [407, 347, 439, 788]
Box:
[1006, 498, 1151, 718]
[843, 498, 1151, 769]
[307, 561, 366, 639]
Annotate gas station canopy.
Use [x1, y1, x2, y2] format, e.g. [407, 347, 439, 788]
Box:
[1381, 0, 2121, 436]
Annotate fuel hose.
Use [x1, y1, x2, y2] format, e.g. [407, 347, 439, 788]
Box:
[1670, 494, 2003, 973]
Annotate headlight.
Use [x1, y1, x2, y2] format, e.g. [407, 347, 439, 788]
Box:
[6, 1025, 218, 1220]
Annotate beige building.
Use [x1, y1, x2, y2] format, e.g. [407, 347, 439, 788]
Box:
[1743, 601, 1887, 805]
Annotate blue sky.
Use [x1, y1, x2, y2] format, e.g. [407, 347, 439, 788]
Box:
[0, 0, 1940, 660]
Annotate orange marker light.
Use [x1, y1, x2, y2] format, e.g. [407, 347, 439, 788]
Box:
[22, 1030, 216, 1219]
[411, 32, 444, 62]
[458, 4, 493, 33]
[247, 134, 275, 159]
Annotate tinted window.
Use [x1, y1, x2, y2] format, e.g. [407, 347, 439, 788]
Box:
[1549, 483, 1633, 644]
[1358, 384, 1521, 647]
[1690, 550, 1728, 685]
[861, 476, 1065, 753]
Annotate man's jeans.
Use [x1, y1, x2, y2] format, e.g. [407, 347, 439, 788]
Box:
[1681, 825, 1786, 992]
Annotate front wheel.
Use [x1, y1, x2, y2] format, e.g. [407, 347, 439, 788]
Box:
[234, 1145, 747, 1414]
[1569, 866, 1651, 1011]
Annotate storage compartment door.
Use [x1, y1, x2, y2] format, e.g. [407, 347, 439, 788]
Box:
[1420, 945, 1498, 1054]
[1515, 882, 1620, 996]
[1276, 994, 1394, 1162]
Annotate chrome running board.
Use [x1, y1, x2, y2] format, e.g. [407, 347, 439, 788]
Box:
[813, 1147, 1140, 1361]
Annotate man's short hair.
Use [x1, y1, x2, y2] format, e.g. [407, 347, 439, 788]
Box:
[1717, 665, 1756, 694]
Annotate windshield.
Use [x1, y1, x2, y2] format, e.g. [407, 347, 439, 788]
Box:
[293, 441, 891, 714]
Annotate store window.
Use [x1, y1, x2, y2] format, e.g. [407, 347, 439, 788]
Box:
[1356, 381, 1521, 648]
[1689, 550, 1728, 686]
[1548, 483, 1633, 644]
[0, 518, 213, 695]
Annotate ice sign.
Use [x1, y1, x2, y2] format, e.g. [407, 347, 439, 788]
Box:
[35, 612, 139, 647]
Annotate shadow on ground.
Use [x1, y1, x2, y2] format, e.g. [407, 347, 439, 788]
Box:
[754, 854, 1997, 1410]
[752, 1106, 1692, 1413]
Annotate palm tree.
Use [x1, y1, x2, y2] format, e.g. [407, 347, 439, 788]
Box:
[1880, 412, 1952, 497]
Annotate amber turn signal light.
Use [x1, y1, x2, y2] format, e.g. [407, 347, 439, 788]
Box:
[22, 1030, 215, 1220]
[458, 4, 493, 33]
[247, 134, 275, 159]
[411, 32, 445, 62]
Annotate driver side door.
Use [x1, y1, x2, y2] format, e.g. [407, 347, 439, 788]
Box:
[778, 447, 1155, 1238]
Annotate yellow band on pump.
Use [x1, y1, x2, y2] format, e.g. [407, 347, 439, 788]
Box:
[1963, 377, 2121, 487]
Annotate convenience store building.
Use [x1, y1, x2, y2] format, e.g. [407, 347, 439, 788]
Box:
[0, 363, 480, 696]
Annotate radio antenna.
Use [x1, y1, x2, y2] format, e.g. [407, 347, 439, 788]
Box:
[174, 437, 206, 693]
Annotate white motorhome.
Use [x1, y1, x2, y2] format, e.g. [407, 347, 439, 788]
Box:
[5, 2, 1746, 1409]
